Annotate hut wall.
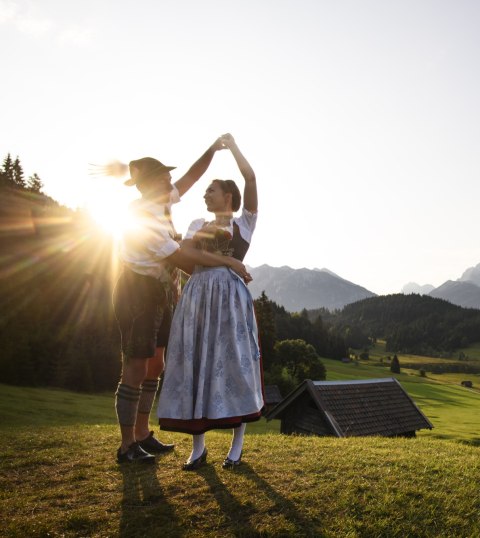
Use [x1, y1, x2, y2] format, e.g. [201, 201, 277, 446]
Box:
[281, 393, 332, 436]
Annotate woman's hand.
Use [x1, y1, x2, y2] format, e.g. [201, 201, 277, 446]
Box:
[212, 136, 228, 152]
[220, 133, 236, 149]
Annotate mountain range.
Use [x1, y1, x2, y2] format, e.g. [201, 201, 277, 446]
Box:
[402, 263, 480, 310]
[247, 265, 376, 311]
[247, 262, 480, 312]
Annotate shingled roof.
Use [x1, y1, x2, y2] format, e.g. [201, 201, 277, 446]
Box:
[264, 385, 283, 406]
[266, 378, 433, 437]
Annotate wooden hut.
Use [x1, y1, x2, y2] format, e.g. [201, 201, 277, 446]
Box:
[263, 385, 283, 414]
[266, 378, 433, 438]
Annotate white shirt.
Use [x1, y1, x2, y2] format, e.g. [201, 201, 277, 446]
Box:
[185, 207, 258, 245]
[121, 187, 181, 278]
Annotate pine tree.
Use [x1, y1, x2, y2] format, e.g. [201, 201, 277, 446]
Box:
[1, 153, 15, 187]
[253, 291, 277, 370]
[390, 354, 401, 374]
[13, 156, 26, 188]
[27, 173, 44, 193]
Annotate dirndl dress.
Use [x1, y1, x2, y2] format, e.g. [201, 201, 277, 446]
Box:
[157, 214, 264, 434]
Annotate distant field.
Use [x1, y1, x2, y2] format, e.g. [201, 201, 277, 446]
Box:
[361, 340, 480, 389]
[369, 339, 480, 365]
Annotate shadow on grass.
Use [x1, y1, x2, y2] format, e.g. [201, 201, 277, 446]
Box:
[201, 463, 324, 537]
[458, 437, 480, 447]
[119, 463, 184, 538]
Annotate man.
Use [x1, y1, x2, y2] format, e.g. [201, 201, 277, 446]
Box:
[113, 137, 250, 463]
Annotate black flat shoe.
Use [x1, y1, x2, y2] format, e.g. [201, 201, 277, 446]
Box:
[182, 448, 208, 471]
[222, 453, 242, 469]
[117, 442, 156, 464]
[138, 431, 175, 454]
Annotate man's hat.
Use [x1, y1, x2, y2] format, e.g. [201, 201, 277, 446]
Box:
[124, 157, 176, 186]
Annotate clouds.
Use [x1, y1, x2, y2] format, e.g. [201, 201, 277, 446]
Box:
[0, 0, 92, 45]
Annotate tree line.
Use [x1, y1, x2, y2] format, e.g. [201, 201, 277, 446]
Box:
[254, 292, 348, 395]
[0, 154, 121, 392]
[0, 153, 44, 192]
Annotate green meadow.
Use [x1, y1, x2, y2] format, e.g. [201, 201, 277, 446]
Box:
[1, 355, 479, 537]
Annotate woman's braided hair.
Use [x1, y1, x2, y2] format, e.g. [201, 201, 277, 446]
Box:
[213, 179, 241, 211]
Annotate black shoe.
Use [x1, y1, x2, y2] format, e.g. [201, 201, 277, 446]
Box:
[222, 453, 242, 469]
[182, 448, 208, 471]
[117, 442, 156, 464]
[138, 431, 175, 454]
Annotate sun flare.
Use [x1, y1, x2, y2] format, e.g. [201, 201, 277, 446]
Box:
[86, 181, 137, 240]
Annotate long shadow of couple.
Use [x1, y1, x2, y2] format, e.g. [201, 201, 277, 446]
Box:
[118, 460, 321, 537]
[118, 462, 180, 538]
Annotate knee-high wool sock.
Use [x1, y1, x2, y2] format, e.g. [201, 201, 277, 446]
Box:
[137, 378, 159, 416]
[227, 423, 246, 461]
[115, 383, 141, 427]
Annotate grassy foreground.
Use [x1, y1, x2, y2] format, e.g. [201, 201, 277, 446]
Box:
[1, 385, 480, 537]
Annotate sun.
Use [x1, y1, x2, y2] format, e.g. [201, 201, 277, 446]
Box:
[86, 180, 137, 240]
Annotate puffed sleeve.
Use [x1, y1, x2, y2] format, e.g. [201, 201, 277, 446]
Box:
[234, 208, 258, 244]
[185, 218, 206, 240]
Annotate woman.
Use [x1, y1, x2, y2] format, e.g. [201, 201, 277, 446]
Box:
[157, 133, 264, 470]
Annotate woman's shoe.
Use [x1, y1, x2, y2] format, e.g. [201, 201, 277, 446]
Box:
[222, 452, 242, 469]
[182, 448, 207, 471]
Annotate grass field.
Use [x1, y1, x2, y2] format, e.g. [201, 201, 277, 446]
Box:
[367, 340, 480, 368]
[1, 370, 480, 537]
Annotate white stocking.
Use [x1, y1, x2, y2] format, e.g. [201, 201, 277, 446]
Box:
[227, 423, 246, 461]
[188, 433, 205, 462]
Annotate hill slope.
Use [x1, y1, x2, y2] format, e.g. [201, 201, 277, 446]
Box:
[329, 293, 480, 355]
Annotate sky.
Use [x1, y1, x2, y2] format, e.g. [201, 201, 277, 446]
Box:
[1, 0, 480, 295]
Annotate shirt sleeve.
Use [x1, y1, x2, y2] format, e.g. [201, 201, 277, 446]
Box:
[184, 218, 206, 240]
[170, 185, 181, 205]
[148, 233, 180, 259]
[123, 207, 180, 262]
[234, 208, 258, 244]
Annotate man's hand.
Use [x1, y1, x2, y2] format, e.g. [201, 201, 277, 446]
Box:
[212, 136, 228, 152]
[226, 257, 252, 284]
[220, 133, 236, 149]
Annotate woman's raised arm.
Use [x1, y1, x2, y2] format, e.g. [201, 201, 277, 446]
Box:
[221, 134, 257, 213]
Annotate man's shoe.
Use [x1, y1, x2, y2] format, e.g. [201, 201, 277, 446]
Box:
[182, 448, 208, 471]
[138, 431, 175, 454]
[117, 442, 156, 464]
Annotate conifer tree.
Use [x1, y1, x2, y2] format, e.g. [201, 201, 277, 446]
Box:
[1, 153, 15, 187]
[390, 354, 401, 373]
[13, 156, 26, 188]
[253, 291, 277, 369]
[27, 173, 44, 193]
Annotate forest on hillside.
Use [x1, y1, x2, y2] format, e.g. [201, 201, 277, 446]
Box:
[0, 154, 121, 391]
[0, 154, 348, 394]
[312, 294, 480, 357]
